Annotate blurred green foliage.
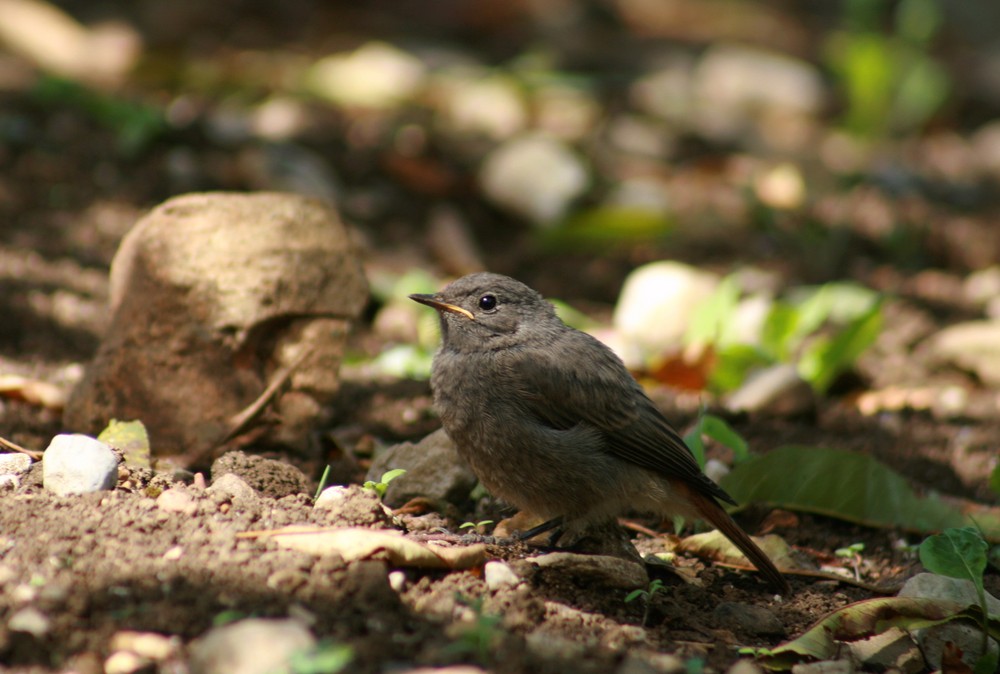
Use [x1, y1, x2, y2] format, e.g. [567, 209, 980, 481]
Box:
[683, 412, 750, 469]
[826, 0, 949, 137]
[540, 207, 675, 250]
[32, 77, 166, 157]
[687, 277, 883, 394]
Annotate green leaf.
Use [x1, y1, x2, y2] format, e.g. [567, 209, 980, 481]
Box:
[720, 446, 1000, 541]
[919, 528, 988, 586]
[370, 344, 434, 380]
[746, 596, 1000, 668]
[698, 414, 750, 463]
[708, 344, 771, 393]
[541, 206, 674, 249]
[381, 469, 407, 485]
[683, 424, 706, 470]
[798, 301, 883, 393]
[686, 275, 741, 349]
[289, 643, 353, 674]
[760, 301, 800, 360]
[991, 464, 1000, 497]
[550, 299, 597, 332]
[97, 419, 151, 468]
[624, 589, 645, 603]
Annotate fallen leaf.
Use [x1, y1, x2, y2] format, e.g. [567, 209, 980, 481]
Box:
[746, 597, 1000, 669]
[721, 446, 1000, 542]
[265, 526, 488, 569]
[679, 529, 796, 570]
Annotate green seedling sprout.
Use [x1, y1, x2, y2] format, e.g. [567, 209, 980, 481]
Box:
[362, 469, 406, 500]
[683, 412, 750, 470]
[287, 642, 353, 674]
[684, 657, 705, 674]
[834, 542, 865, 581]
[919, 527, 997, 674]
[445, 594, 504, 664]
[313, 465, 332, 501]
[624, 579, 665, 627]
[211, 609, 247, 627]
[459, 520, 494, 535]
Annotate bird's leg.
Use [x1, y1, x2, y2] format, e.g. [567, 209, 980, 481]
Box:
[517, 516, 565, 544]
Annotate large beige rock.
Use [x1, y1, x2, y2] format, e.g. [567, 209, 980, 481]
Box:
[64, 192, 367, 457]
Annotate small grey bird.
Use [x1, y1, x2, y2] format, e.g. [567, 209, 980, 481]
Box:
[410, 272, 788, 593]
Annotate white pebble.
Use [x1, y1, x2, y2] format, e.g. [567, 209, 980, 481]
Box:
[480, 134, 589, 225]
[189, 618, 315, 674]
[43, 434, 118, 496]
[484, 561, 521, 590]
[0, 453, 31, 475]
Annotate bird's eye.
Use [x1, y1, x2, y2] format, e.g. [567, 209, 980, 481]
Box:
[478, 294, 498, 311]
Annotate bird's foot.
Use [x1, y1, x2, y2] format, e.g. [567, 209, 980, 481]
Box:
[516, 516, 566, 546]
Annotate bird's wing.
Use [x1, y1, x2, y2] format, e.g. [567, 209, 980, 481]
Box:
[506, 329, 736, 505]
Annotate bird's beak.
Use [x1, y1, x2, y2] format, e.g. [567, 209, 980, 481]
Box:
[409, 294, 475, 320]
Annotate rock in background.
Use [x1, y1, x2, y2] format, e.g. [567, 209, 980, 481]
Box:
[64, 192, 368, 458]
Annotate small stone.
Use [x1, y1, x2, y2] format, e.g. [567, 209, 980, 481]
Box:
[441, 73, 527, 139]
[713, 601, 785, 637]
[109, 631, 178, 661]
[189, 618, 316, 674]
[928, 319, 1000, 386]
[43, 434, 118, 496]
[613, 262, 719, 365]
[306, 41, 425, 108]
[388, 570, 407, 592]
[0, 564, 16, 585]
[0, 475, 20, 491]
[530, 552, 647, 590]
[600, 624, 648, 652]
[314, 485, 350, 509]
[104, 651, 149, 674]
[483, 561, 520, 591]
[311, 484, 392, 529]
[617, 651, 685, 674]
[206, 472, 260, 509]
[726, 661, 765, 674]
[479, 133, 589, 225]
[525, 630, 586, 660]
[0, 453, 31, 475]
[211, 451, 309, 500]
[156, 488, 198, 516]
[162, 546, 183, 561]
[8, 606, 51, 637]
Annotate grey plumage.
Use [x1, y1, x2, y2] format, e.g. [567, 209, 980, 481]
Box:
[411, 272, 788, 593]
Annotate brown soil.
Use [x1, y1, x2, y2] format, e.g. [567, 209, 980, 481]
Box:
[2, 3, 999, 673]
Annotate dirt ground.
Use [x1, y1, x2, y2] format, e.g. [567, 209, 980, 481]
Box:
[1, 2, 1000, 673]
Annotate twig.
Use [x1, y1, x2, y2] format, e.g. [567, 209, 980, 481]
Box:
[0, 436, 42, 460]
[222, 344, 316, 443]
[713, 562, 902, 594]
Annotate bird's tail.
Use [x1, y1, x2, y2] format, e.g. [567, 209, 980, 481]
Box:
[678, 483, 790, 594]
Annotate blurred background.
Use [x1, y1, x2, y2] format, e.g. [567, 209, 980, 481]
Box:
[2, 0, 1000, 410]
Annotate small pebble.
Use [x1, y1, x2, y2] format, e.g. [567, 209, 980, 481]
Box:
[0, 453, 31, 475]
[104, 651, 148, 674]
[43, 434, 118, 496]
[483, 561, 520, 591]
[8, 606, 51, 637]
[189, 618, 316, 674]
[156, 488, 198, 516]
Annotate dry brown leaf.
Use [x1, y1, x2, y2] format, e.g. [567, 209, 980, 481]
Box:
[267, 526, 488, 569]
